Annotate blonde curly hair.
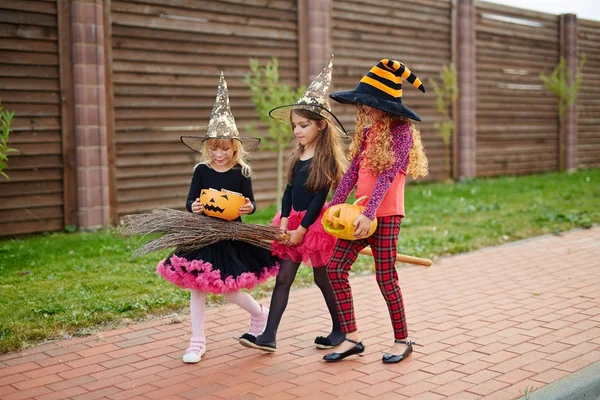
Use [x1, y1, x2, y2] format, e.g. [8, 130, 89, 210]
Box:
[349, 106, 428, 179]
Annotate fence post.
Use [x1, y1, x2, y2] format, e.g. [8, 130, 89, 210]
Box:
[71, 0, 112, 229]
[57, 2, 77, 229]
[561, 13, 578, 172]
[456, 0, 477, 179]
[305, 0, 332, 79]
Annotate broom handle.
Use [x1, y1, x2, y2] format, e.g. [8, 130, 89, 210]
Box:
[358, 247, 432, 267]
[277, 233, 431, 267]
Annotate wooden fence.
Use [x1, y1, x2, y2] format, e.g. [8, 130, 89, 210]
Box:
[475, 2, 560, 176]
[0, 0, 75, 236]
[578, 18, 600, 168]
[331, 0, 453, 181]
[0, 0, 598, 237]
[108, 0, 299, 216]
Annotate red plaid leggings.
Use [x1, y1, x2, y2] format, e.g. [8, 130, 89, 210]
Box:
[327, 215, 408, 340]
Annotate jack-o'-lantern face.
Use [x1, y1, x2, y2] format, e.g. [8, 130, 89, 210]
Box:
[321, 196, 377, 240]
[199, 188, 246, 221]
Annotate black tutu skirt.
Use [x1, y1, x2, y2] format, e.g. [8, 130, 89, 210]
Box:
[156, 240, 279, 294]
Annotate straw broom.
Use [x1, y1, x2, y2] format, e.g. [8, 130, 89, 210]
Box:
[117, 208, 283, 256]
[119, 208, 432, 267]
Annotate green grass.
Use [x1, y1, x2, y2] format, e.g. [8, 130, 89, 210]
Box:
[1, 169, 599, 353]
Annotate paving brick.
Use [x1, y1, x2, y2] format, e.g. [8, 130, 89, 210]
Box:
[4, 227, 600, 400]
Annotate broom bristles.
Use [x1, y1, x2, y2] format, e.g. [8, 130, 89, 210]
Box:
[117, 208, 282, 256]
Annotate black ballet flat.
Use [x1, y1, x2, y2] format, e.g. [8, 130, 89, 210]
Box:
[323, 338, 364, 362]
[314, 335, 345, 349]
[382, 340, 416, 364]
[238, 333, 276, 352]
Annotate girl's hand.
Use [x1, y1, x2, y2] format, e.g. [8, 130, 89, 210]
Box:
[353, 214, 374, 238]
[286, 227, 307, 246]
[239, 198, 254, 215]
[191, 198, 203, 214]
[279, 217, 289, 233]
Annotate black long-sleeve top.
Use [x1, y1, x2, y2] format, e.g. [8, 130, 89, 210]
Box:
[281, 158, 330, 229]
[185, 163, 256, 221]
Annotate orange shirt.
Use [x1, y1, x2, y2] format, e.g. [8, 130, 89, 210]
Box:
[356, 164, 406, 218]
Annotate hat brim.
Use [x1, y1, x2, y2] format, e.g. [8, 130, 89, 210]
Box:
[268, 104, 348, 136]
[180, 136, 261, 153]
[330, 91, 422, 122]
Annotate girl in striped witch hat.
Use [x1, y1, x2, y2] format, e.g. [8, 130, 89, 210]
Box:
[322, 59, 429, 364]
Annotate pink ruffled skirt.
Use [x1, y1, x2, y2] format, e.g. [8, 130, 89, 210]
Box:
[157, 240, 279, 294]
[271, 206, 337, 267]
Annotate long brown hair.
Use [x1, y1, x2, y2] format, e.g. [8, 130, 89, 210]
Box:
[349, 106, 428, 179]
[286, 109, 347, 191]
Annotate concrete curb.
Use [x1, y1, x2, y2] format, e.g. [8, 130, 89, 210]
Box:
[518, 361, 600, 400]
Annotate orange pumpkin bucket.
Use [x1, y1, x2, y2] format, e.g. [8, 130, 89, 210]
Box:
[321, 196, 377, 240]
[199, 188, 246, 221]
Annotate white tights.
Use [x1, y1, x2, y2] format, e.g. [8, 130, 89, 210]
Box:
[189, 289, 262, 338]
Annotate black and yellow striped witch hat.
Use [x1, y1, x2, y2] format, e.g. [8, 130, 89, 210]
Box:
[330, 59, 426, 121]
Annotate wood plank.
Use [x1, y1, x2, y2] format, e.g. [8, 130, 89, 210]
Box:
[7, 142, 62, 156]
[112, 25, 297, 49]
[0, 219, 63, 237]
[0, 38, 58, 52]
[0, 206, 63, 224]
[1, 168, 62, 182]
[0, 77, 60, 91]
[111, 12, 297, 40]
[113, 37, 298, 58]
[0, 181, 62, 197]
[11, 117, 61, 131]
[0, 50, 58, 65]
[0, 91, 60, 104]
[0, 193, 63, 210]
[118, 0, 296, 20]
[6, 155, 62, 169]
[111, 1, 294, 29]
[0, 64, 58, 79]
[0, 10, 57, 27]
[0, 0, 57, 15]
[0, 22, 57, 40]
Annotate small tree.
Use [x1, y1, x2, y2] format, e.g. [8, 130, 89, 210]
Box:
[540, 56, 585, 170]
[0, 100, 17, 180]
[245, 58, 304, 208]
[429, 63, 458, 181]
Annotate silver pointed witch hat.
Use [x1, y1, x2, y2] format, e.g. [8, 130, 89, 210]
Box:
[268, 55, 347, 136]
[181, 72, 261, 152]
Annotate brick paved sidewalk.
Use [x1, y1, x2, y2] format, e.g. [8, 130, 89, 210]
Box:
[1, 227, 599, 400]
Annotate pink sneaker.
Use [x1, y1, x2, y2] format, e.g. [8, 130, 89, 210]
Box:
[247, 305, 269, 336]
[182, 337, 206, 363]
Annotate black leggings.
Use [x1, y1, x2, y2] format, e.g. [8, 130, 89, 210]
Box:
[258, 259, 342, 342]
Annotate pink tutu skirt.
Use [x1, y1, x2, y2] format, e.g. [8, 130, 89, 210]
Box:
[271, 206, 337, 267]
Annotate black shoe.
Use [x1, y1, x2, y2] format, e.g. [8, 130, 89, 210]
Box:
[323, 338, 364, 362]
[238, 333, 276, 352]
[315, 335, 345, 350]
[382, 340, 415, 364]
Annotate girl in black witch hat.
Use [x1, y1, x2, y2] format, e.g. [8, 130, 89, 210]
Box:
[322, 59, 429, 363]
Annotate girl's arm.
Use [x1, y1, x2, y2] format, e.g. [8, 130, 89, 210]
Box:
[363, 125, 413, 220]
[241, 174, 257, 214]
[329, 155, 360, 206]
[186, 165, 203, 212]
[280, 184, 293, 218]
[299, 186, 329, 229]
